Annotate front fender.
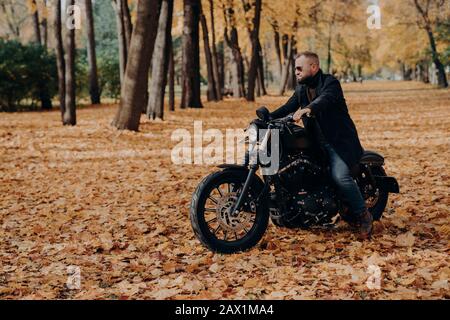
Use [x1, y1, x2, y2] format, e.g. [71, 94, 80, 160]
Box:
[217, 164, 267, 200]
[217, 164, 249, 171]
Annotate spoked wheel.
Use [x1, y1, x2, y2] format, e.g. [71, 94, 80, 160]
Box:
[190, 169, 269, 254]
[341, 166, 389, 224]
[362, 166, 388, 220]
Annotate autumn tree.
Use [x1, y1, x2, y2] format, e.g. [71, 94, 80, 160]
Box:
[199, 0, 217, 102]
[380, 0, 448, 84]
[243, 0, 263, 101]
[53, 0, 65, 121]
[112, 0, 133, 85]
[147, 0, 174, 119]
[30, 0, 41, 44]
[266, 17, 282, 84]
[63, 0, 77, 125]
[223, 0, 245, 98]
[0, 1, 27, 38]
[41, 0, 48, 48]
[168, 42, 175, 111]
[84, 0, 101, 104]
[323, 1, 351, 73]
[112, 0, 160, 130]
[413, 0, 448, 87]
[277, 26, 297, 96]
[26, 0, 52, 110]
[208, 0, 222, 100]
[180, 0, 203, 108]
[265, 1, 300, 95]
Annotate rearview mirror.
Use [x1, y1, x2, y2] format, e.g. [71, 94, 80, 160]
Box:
[256, 106, 270, 121]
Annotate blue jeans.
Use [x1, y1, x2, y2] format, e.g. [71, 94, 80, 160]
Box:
[324, 144, 366, 217]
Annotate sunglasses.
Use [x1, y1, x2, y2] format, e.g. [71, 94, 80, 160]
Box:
[295, 63, 317, 72]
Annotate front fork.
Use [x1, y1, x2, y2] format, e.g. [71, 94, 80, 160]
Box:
[229, 165, 258, 216]
[230, 125, 273, 215]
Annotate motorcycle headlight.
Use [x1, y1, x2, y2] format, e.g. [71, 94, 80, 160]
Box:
[247, 123, 258, 144]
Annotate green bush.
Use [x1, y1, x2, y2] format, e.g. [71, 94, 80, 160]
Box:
[0, 39, 57, 111]
[0, 38, 125, 110]
[75, 50, 89, 100]
[77, 49, 121, 101]
[98, 52, 121, 100]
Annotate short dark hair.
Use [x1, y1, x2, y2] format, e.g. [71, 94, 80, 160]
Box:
[295, 51, 319, 64]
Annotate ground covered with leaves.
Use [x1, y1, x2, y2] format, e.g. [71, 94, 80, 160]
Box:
[0, 81, 449, 299]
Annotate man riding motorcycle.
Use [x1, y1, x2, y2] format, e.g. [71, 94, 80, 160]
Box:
[269, 51, 373, 240]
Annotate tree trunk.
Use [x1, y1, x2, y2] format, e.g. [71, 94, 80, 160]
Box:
[112, 0, 160, 131]
[64, 0, 76, 126]
[112, 0, 128, 85]
[31, 0, 41, 44]
[246, 0, 262, 101]
[287, 46, 297, 90]
[41, 0, 48, 48]
[326, 13, 336, 74]
[257, 42, 267, 95]
[278, 35, 293, 95]
[180, 0, 203, 109]
[208, 0, 222, 100]
[217, 41, 225, 91]
[271, 22, 282, 82]
[30, 0, 52, 110]
[326, 36, 332, 74]
[256, 70, 261, 97]
[54, 0, 65, 121]
[122, 0, 133, 49]
[223, 5, 245, 98]
[147, 0, 173, 119]
[413, 0, 448, 88]
[84, 0, 101, 104]
[401, 62, 407, 80]
[425, 28, 448, 87]
[168, 40, 175, 111]
[1, 2, 21, 38]
[200, 2, 217, 102]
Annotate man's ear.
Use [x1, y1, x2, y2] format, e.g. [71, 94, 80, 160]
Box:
[313, 64, 320, 73]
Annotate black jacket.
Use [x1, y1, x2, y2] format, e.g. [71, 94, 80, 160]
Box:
[270, 69, 364, 168]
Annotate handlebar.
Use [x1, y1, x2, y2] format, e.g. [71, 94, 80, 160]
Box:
[269, 112, 314, 125]
[269, 114, 293, 123]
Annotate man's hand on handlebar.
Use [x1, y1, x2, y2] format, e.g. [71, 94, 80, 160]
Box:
[293, 107, 312, 124]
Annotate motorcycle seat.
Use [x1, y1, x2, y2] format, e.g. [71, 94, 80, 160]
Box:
[350, 150, 384, 177]
[360, 150, 384, 166]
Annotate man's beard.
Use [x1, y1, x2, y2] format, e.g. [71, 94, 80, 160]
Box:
[298, 74, 313, 85]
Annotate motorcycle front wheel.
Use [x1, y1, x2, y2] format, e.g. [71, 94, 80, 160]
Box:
[190, 169, 269, 254]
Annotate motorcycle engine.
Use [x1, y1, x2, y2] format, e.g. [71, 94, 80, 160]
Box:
[277, 153, 323, 192]
[286, 187, 338, 227]
[271, 154, 339, 228]
[271, 186, 339, 228]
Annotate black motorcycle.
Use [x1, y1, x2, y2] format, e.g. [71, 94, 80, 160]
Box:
[190, 107, 399, 254]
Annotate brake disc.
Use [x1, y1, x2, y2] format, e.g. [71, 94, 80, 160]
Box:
[215, 192, 254, 232]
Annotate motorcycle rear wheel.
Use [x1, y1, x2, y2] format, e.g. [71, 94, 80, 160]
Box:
[341, 166, 389, 223]
[365, 166, 389, 221]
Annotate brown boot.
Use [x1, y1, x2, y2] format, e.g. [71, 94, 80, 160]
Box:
[357, 209, 373, 240]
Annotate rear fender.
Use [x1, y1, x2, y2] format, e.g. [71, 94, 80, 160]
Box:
[374, 175, 400, 193]
[360, 150, 384, 166]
